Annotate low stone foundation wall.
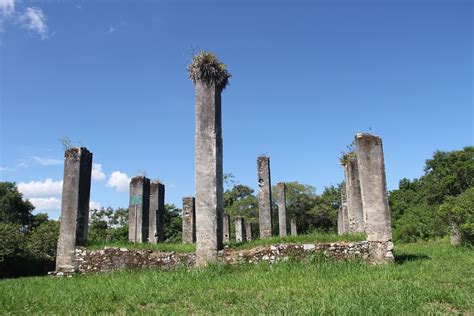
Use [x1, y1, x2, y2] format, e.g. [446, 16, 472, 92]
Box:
[50, 241, 370, 276]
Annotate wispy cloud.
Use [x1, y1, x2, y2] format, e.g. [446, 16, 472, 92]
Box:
[107, 26, 115, 33]
[32, 156, 63, 166]
[92, 163, 106, 181]
[17, 178, 63, 198]
[107, 171, 130, 192]
[0, 166, 13, 172]
[19, 7, 48, 39]
[0, 0, 14, 28]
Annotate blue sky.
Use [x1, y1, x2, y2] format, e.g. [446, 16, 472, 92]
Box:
[0, 0, 472, 219]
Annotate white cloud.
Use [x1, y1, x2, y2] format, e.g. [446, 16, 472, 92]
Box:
[107, 171, 130, 192]
[33, 156, 63, 166]
[92, 163, 106, 181]
[0, 0, 14, 21]
[0, 166, 13, 171]
[29, 197, 61, 211]
[18, 178, 63, 198]
[19, 7, 48, 39]
[107, 26, 115, 33]
[90, 201, 102, 210]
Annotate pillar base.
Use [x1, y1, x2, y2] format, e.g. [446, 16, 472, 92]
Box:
[368, 241, 394, 264]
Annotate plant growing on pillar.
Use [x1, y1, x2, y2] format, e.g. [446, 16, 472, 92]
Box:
[187, 51, 231, 90]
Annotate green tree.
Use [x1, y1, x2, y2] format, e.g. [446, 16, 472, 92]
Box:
[439, 187, 474, 246]
[0, 182, 34, 226]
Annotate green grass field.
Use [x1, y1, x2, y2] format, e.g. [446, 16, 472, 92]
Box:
[1, 239, 473, 314]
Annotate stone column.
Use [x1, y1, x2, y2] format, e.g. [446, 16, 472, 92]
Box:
[277, 182, 287, 237]
[355, 133, 393, 263]
[245, 222, 253, 241]
[235, 216, 246, 243]
[340, 182, 349, 233]
[223, 213, 231, 243]
[337, 208, 343, 235]
[128, 176, 150, 243]
[290, 218, 297, 236]
[56, 147, 92, 272]
[182, 197, 196, 244]
[149, 181, 165, 243]
[258, 156, 272, 238]
[194, 80, 224, 265]
[343, 156, 365, 233]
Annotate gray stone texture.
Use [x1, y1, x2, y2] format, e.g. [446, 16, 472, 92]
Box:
[223, 213, 231, 243]
[340, 182, 349, 233]
[290, 218, 298, 236]
[128, 176, 150, 243]
[149, 181, 165, 243]
[245, 222, 253, 242]
[277, 182, 287, 237]
[257, 156, 272, 238]
[355, 133, 393, 263]
[194, 81, 224, 265]
[61, 241, 369, 276]
[235, 216, 246, 243]
[344, 156, 365, 233]
[337, 208, 343, 235]
[56, 147, 93, 272]
[182, 197, 196, 244]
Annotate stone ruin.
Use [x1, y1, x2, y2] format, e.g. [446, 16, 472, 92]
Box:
[53, 54, 395, 274]
[338, 133, 394, 263]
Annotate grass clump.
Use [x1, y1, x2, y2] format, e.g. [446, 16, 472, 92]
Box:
[229, 231, 366, 250]
[187, 51, 231, 90]
[86, 242, 195, 253]
[1, 239, 472, 314]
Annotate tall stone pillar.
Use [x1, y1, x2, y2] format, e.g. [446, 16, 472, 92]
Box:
[149, 181, 165, 243]
[337, 208, 344, 235]
[290, 218, 297, 236]
[343, 155, 365, 233]
[189, 52, 230, 265]
[340, 182, 349, 233]
[450, 222, 461, 246]
[235, 216, 246, 243]
[245, 221, 253, 241]
[355, 133, 393, 263]
[182, 197, 196, 244]
[56, 147, 92, 272]
[194, 79, 224, 264]
[223, 213, 231, 243]
[128, 176, 150, 243]
[258, 156, 272, 238]
[277, 182, 287, 237]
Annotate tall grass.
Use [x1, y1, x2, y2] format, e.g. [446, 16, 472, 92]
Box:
[1, 239, 472, 314]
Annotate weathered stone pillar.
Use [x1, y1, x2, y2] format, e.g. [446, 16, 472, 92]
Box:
[245, 221, 253, 241]
[450, 222, 461, 246]
[149, 181, 165, 243]
[56, 147, 92, 272]
[277, 182, 287, 237]
[290, 218, 297, 236]
[189, 52, 230, 265]
[223, 213, 231, 243]
[235, 216, 246, 243]
[337, 208, 343, 235]
[355, 133, 393, 263]
[258, 156, 272, 238]
[129, 176, 150, 243]
[340, 182, 349, 233]
[343, 155, 365, 233]
[182, 197, 196, 244]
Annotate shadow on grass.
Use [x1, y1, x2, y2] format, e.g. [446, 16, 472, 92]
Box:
[395, 253, 431, 264]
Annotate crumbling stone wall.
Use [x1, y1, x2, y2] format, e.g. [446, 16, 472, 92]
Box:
[51, 241, 370, 276]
